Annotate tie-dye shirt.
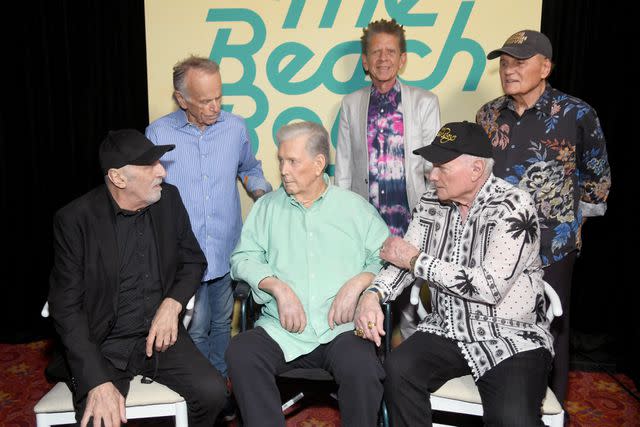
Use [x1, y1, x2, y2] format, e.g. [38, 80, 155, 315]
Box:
[367, 82, 411, 237]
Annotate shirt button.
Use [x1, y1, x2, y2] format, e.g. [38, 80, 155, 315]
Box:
[203, 175, 208, 180]
[516, 121, 521, 126]
[205, 195, 210, 200]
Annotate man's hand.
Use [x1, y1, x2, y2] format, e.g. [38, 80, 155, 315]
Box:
[250, 189, 266, 200]
[328, 272, 374, 329]
[146, 297, 182, 357]
[379, 236, 420, 270]
[259, 277, 307, 333]
[80, 382, 126, 427]
[354, 291, 386, 347]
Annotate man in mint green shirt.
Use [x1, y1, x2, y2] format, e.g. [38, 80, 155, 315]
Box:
[226, 121, 389, 427]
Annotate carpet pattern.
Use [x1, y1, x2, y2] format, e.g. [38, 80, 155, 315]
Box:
[1, 340, 638, 426]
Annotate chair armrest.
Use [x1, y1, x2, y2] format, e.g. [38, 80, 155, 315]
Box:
[544, 282, 563, 321]
[234, 280, 254, 333]
[41, 302, 50, 318]
[382, 302, 391, 359]
[182, 296, 196, 328]
[233, 280, 251, 301]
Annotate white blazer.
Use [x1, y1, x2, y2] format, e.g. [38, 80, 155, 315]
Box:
[334, 82, 441, 211]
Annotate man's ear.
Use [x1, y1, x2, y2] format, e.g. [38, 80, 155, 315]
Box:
[107, 168, 127, 189]
[315, 154, 327, 176]
[174, 91, 188, 110]
[471, 159, 485, 182]
[541, 57, 552, 80]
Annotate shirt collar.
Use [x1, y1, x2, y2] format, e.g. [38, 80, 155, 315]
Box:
[502, 83, 554, 116]
[370, 80, 401, 97]
[171, 109, 227, 131]
[106, 186, 150, 217]
[287, 174, 332, 208]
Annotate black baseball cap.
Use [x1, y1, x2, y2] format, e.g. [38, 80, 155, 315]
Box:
[413, 121, 491, 164]
[487, 29, 552, 60]
[99, 129, 174, 175]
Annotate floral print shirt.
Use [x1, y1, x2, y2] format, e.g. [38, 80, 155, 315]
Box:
[370, 176, 554, 379]
[367, 82, 411, 237]
[476, 85, 611, 265]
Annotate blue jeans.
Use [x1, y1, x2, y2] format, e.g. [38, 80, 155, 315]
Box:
[188, 273, 233, 377]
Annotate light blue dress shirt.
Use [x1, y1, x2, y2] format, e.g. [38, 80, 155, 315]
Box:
[146, 109, 272, 280]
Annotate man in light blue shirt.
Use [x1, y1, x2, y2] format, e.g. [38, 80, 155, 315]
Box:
[145, 56, 272, 388]
[226, 121, 389, 427]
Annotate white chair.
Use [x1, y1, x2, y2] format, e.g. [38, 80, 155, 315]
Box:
[410, 282, 565, 427]
[34, 297, 195, 427]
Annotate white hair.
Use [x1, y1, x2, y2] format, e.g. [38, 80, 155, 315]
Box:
[461, 154, 494, 178]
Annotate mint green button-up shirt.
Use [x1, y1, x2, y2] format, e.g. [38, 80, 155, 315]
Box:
[230, 175, 389, 361]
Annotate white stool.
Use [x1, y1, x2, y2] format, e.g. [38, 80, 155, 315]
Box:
[430, 374, 564, 427]
[34, 375, 188, 427]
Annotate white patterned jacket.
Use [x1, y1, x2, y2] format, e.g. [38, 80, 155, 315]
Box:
[370, 174, 554, 379]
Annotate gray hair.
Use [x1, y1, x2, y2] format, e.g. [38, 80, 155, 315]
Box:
[173, 55, 220, 93]
[462, 154, 494, 177]
[276, 121, 330, 170]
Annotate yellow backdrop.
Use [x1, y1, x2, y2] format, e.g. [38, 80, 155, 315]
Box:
[145, 0, 542, 217]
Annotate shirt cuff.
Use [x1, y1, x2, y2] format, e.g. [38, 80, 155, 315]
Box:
[246, 176, 273, 193]
[365, 286, 388, 304]
[580, 200, 607, 217]
[234, 266, 275, 304]
[414, 252, 439, 283]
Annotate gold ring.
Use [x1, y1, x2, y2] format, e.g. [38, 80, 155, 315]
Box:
[354, 328, 364, 337]
[367, 321, 376, 329]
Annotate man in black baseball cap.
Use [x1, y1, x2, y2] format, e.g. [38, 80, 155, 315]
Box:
[48, 128, 227, 426]
[476, 28, 611, 404]
[99, 129, 174, 175]
[410, 121, 493, 205]
[356, 119, 554, 426]
[487, 29, 552, 60]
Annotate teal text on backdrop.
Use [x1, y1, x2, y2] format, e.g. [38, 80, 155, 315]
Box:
[206, 0, 485, 168]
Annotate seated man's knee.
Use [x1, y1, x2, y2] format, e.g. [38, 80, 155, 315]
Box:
[191, 371, 227, 414]
[483, 398, 542, 427]
[383, 348, 413, 384]
[225, 331, 262, 374]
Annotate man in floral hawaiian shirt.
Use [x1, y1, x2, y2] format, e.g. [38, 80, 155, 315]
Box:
[476, 29, 611, 402]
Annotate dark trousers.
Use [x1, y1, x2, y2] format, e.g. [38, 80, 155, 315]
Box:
[384, 332, 552, 427]
[74, 327, 227, 427]
[543, 251, 577, 402]
[226, 327, 385, 427]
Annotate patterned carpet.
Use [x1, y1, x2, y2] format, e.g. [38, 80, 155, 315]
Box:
[1, 340, 638, 426]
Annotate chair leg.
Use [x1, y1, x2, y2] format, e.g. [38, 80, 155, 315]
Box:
[174, 401, 188, 427]
[379, 399, 390, 427]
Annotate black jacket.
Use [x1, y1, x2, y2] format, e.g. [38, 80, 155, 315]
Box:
[48, 183, 206, 398]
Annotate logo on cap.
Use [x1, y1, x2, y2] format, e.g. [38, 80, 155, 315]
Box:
[436, 127, 457, 144]
[505, 31, 527, 45]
